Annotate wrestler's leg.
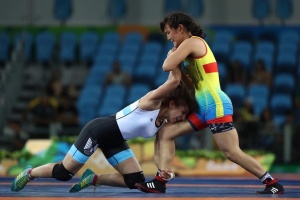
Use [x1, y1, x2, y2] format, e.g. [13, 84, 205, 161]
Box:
[134, 121, 197, 193]
[11, 151, 83, 192]
[31, 153, 83, 178]
[95, 156, 143, 188]
[70, 142, 145, 192]
[155, 121, 195, 171]
[154, 132, 161, 169]
[213, 127, 284, 194]
[213, 128, 266, 177]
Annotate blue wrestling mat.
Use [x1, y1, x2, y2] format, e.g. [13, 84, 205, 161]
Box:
[0, 175, 299, 199]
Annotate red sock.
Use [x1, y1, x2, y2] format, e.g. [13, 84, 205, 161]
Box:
[27, 169, 34, 180]
[92, 175, 98, 186]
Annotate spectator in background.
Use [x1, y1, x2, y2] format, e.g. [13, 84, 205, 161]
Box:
[64, 84, 78, 102]
[278, 110, 296, 163]
[239, 97, 258, 122]
[257, 108, 278, 151]
[249, 60, 272, 87]
[294, 87, 300, 125]
[226, 60, 246, 84]
[105, 61, 132, 88]
[294, 89, 300, 161]
[57, 93, 79, 128]
[3, 119, 29, 150]
[46, 73, 64, 101]
[238, 98, 259, 149]
[24, 92, 58, 129]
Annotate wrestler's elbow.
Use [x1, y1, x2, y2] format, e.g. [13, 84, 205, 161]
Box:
[162, 64, 170, 72]
[162, 62, 176, 72]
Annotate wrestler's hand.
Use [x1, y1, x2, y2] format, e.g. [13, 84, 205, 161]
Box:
[167, 47, 176, 57]
[159, 169, 175, 181]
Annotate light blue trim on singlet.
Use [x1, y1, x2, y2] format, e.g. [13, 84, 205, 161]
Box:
[122, 105, 132, 116]
[68, 144, 89, 164]
[116, 100, 139, 119]
[107, 149, 134, 166]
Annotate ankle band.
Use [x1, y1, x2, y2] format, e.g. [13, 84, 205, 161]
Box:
[260, 172, 273, 183]
[92, 175, 98, 186]
[27, 169, 34, 180]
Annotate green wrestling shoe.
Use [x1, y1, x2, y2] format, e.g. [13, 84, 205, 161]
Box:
[11, 165, 33, 192]
[69, 168, 98, 193]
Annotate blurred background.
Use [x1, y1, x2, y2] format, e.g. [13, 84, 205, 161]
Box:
[0, 0, 299, 175]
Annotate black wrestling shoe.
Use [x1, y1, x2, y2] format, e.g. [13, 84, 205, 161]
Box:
[256, 178, 284, 194]
[135, 179, 166, 193]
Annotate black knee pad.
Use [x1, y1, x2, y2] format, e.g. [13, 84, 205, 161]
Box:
[52, 163, 74, 181]
[123, 171, 145, 189]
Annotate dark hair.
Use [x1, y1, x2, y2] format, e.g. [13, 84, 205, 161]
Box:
[160, 12, 205, 38]
[255, 59, 266, 70]
[161, 84, 199, 114]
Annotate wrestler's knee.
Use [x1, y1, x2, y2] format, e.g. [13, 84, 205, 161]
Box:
[222, 149, 242, 163]
[222, 150, 234, 161]
[52, 163, 74, 181]
[123, 171, 145, 189]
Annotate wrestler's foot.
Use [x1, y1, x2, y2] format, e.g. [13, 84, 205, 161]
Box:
[11, 165, 33, 192]
[135, 179, 166, 193]
[256, 178, 284, 194]
[69, 168, 98, 193]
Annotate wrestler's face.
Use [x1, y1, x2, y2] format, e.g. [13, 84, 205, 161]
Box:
[168, 101, 189, 123]
[164, 24, 185, 48]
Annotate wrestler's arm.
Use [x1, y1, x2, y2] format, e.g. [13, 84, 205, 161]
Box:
[139, 67, 181, 110]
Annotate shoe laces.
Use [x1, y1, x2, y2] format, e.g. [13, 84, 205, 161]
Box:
[77, 175, 93, 191]
[16, 173, 29, 188]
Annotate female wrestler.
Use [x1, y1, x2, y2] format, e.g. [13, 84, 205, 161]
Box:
[11, 66, 198, 192]
[135, 12, 284, 195]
